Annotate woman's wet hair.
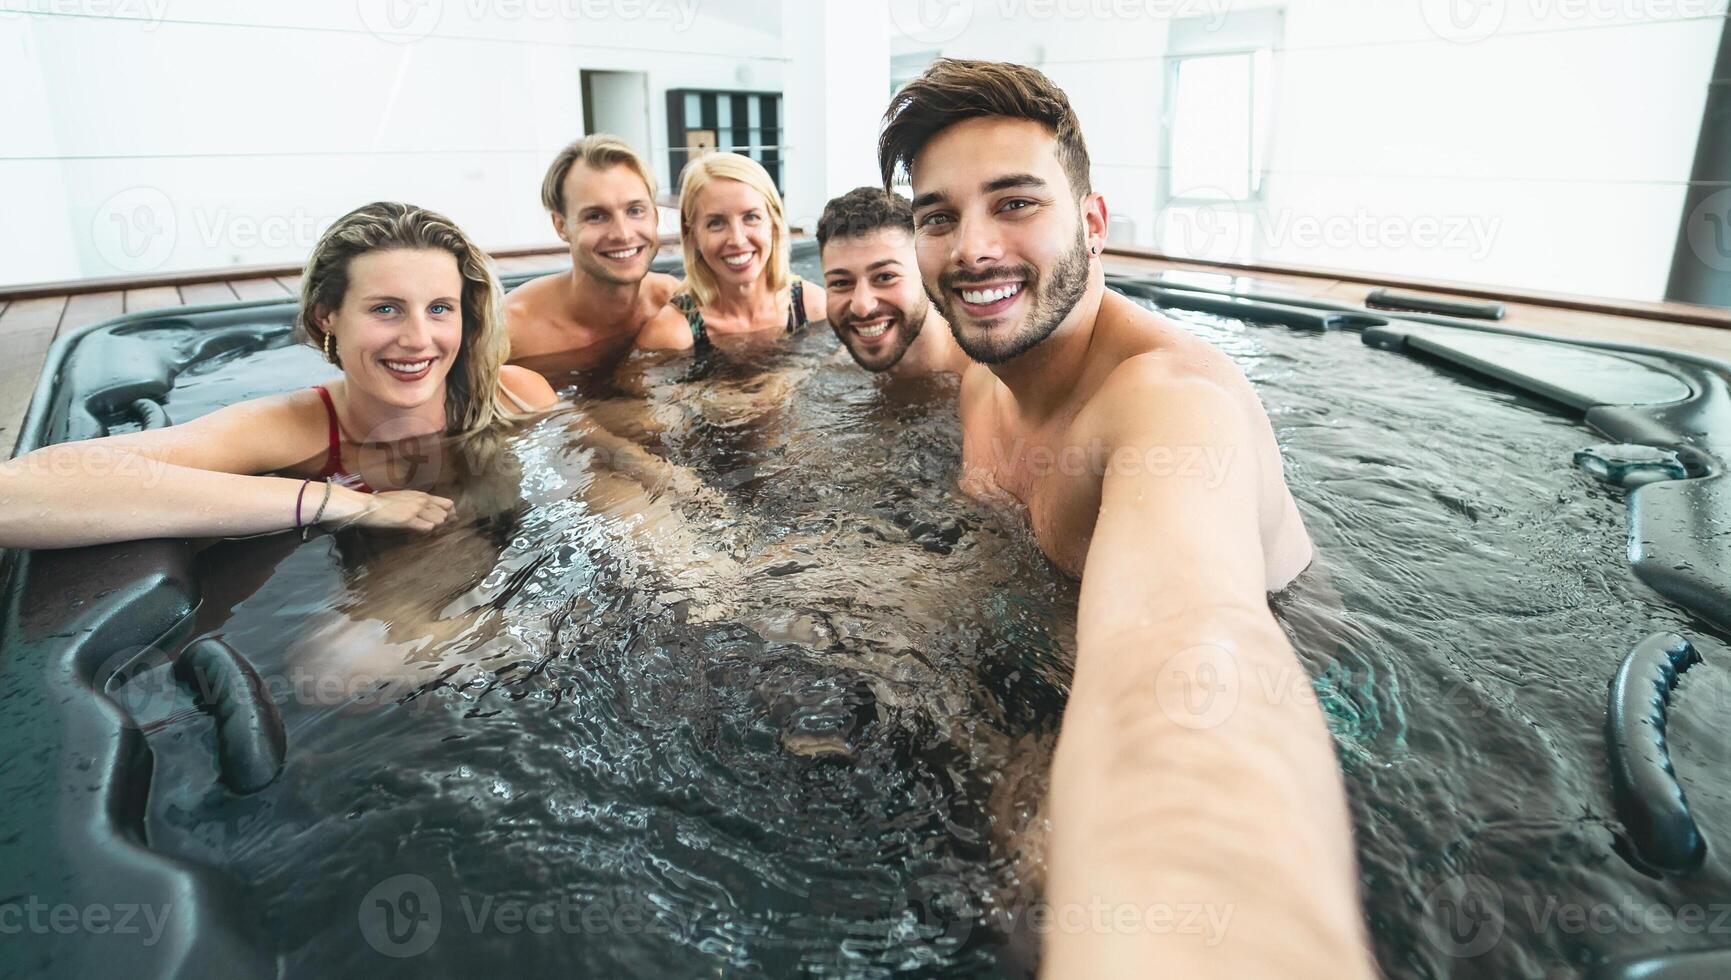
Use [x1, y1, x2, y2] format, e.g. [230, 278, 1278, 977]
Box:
[878, 58, 1093, 198]
[676, 152, 791, 308]
[294, 201, 517, 439]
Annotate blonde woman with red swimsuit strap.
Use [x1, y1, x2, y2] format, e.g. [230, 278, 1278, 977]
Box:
[0, 201, 556, 550]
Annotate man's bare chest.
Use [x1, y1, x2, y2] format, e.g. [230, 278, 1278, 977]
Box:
[961, 421, 1102, 578]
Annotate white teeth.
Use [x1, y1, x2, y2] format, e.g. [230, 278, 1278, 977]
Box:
[960, 283, 1022, 305]
[723, 253, 754, 267]
[602, 246, 643, 259]
[855, 321, 890, 339]
[384, 359, 431, 373]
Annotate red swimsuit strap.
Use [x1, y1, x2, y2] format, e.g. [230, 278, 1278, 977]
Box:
[309, 385, 376, 494]
[312, 384, 344, 475]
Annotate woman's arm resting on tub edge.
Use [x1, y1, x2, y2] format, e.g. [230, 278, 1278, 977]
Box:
[0, 395, 444, 549]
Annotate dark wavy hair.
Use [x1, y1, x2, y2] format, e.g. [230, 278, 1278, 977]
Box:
[816, 186, 915, 251]
[878, 58, 1092, 197]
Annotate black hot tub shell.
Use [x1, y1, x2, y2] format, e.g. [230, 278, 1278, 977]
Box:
[4, 247, 1730, 978]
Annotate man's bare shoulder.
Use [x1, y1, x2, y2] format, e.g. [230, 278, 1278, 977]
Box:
[1081, 350, 1251, 451]
[505, 272, 564, 326]
[645, 272, 682, 306]
[1096, 292, 1253, 393]
[957, 360, 999, 418]
[636, 303, 696, 352]
[1096, 289, 1224, 360]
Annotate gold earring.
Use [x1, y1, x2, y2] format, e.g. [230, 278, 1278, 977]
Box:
[323, 331, 335, 363]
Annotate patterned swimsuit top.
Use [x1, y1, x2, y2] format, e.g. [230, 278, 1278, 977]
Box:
[671, 277, 808, 350]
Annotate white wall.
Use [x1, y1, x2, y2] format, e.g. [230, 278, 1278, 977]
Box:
[886, 0, 1170, 250]
[0, 0, 784, 286]
[4, 1, 1722, 301]
[885, 0, 1723, 302]
[1251, 0, 1719, 300]
[780, 0, 891, 232]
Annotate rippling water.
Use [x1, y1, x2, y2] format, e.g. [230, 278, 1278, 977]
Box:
[129, 279, 1731, 978]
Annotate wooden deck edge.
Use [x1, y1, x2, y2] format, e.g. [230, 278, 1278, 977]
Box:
[1101, 245, 1731, 330]
[0, 238, 674, 304]
[9, 236, 1721, 329]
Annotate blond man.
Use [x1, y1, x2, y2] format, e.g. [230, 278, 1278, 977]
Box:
[507, 135, 688, 376]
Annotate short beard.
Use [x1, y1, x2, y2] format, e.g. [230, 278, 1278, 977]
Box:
[937, 225, 1090, 366]
[849, 292, 930, 374]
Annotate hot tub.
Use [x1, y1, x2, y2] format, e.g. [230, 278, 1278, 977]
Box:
[4, 239, 1730, 979]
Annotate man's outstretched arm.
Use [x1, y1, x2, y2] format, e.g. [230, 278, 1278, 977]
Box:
[1040, 370, 1374, 979]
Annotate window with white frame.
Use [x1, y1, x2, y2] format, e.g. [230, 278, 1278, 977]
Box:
[1158, 9, 1283, 259]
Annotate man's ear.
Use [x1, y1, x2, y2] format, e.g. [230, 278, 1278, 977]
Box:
[1082, 192, 1109, 256]
[551, 210, 570, 244]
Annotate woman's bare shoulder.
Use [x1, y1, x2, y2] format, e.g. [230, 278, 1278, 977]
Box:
[499, 364, 560, 411]
[798, 279, 828, 323]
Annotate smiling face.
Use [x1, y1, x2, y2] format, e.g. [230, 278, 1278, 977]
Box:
[692, 177, 775, 288]
[555, 163, 659, 286]
[321, 248, 464, 412]
[910, 116, 1093, 365]
[822, 227, 931, 373]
